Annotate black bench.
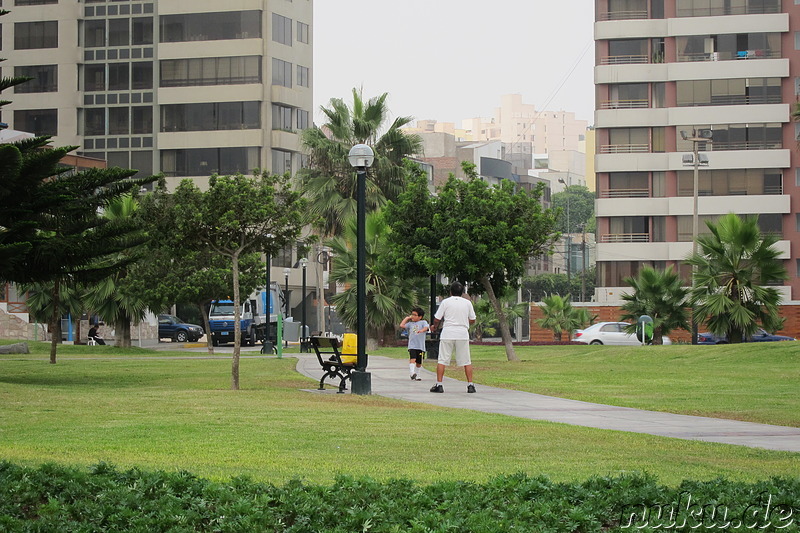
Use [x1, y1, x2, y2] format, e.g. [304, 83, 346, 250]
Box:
[310, 336, 355, 393]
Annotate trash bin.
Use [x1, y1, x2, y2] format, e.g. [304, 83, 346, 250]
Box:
[340, 333, 358, 364]
[425, 336, 440, 361]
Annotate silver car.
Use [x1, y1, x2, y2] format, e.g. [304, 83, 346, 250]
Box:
[572, 321, 672, 345]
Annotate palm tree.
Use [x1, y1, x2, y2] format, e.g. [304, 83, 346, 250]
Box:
[535, 294, 589, 342]
[686, 213, 787, 343]
[297, 88, 422, 237]
[327, 210, 420, 349]
[619, 266, 689, 345]
[472, 296, 529, 342]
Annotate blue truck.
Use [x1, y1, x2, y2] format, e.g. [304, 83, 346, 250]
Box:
[208, 282, 286, 346]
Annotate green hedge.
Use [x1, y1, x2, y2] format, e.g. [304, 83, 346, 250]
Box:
[1, 462, 797, 532]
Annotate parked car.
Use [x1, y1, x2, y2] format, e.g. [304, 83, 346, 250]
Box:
[697, 328, 796, 345]
[572, 321, 672, 346]
[158, 314, 204, 343]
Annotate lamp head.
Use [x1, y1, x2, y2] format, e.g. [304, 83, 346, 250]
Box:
[680, 130, 689, 140]
[348, 144, 375, 169]
[299, 257, 308, 269]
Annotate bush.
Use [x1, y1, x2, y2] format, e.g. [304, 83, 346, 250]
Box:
[1, 462, 798, 532]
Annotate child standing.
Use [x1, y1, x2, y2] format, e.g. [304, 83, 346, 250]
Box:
[399, 307, 429, 381]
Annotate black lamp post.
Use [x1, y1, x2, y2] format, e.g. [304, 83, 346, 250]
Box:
[262, 253, 273, 354]
[283, 267, 290, 347]
[299, 257, 308, 352]
[348, 143, 374, 395]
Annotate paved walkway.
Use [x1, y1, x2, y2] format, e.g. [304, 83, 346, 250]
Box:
[295, 354, 800, 453]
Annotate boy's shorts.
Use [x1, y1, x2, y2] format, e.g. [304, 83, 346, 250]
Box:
[437, 339, 471, 367]
[408, 349, 424, 364]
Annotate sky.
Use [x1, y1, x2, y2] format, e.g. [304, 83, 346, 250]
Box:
[313, 1, 596, 129]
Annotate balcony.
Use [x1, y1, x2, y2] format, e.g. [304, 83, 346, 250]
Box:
[677, 49, 780, 63]
[600, 188, 650, 198]
[599, 99, 649, 109]
[598, 10, 648, 21]
[599, 143, 650, 154]
[600, 233, 650, 243]
[600, 55, 649, 65]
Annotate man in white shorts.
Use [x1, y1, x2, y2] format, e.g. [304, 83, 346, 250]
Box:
[429, 281, 477, 394]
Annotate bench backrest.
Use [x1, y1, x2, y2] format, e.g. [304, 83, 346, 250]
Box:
[310, 336, 344, 365]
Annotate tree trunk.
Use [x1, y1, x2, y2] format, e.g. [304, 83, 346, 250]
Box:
[231, 251, 241, 390]
[479, 275, 519, 362]
[115, 316, 132, 348]
[49, 278, 60, 364]
[198, 301, 214, 355]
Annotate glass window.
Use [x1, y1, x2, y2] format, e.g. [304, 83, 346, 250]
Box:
[132, 17, 153, 45]
[297, 109, 309, 130]
[272, 104, 293, 131]
[296, 65, 309, 87]
[108, 63, 129, 90]
[132, 106, 152, 134]
[160, 147, 260, 177]
[14, 109, 58, 135]
[15, 0, 58, 4]
[15, 21, 58, 49]
[83, 108, 105, 135]
[272, 13, 292, 45]
[14, 64, 57, 93]
[271, 149, 292, 175]
[84, 64, 105, 91]
[108, 18, 129, 46]
[160, 56, 261, 87]
[131, 151, 153, 179]
[160, 11, 262, 42]
[161, 101, 260, 132]
[272, 58, 292, 87]
[297, 21, 309, 44]
[84, 20, 105, 47]
[131, 62, 153, 89]
[108, 107, 129, 135]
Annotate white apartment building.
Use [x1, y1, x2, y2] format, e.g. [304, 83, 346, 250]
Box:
[3, 0, 313, 190]
[594, 0, 799, 302]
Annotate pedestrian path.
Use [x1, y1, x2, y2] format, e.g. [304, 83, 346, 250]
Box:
[294, 354, 800, 453]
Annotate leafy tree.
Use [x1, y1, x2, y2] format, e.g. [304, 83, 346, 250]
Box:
[132, 180, 265, 354]
[327, 210, 420, 349]
[619, 266, 689, 345]
[385, 162, 559, 361]
[523, 269, 596, 303]
[472, 295, 529, 342]
[535, 294, 590, 342]
[170, 173, 304, 389]
[297, 88, 422, 237]
[686, 213, 787, 343]
[551, 185, 595, 234]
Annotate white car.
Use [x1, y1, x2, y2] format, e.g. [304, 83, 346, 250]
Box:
[572, 321, 672, 346]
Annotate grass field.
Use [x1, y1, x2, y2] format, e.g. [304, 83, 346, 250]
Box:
[1, 340, 798, 485]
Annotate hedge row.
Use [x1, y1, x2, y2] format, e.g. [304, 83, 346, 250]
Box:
[1, 462, 798, 532]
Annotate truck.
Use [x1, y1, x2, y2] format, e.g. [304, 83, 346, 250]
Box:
[208, 282, 287, 346]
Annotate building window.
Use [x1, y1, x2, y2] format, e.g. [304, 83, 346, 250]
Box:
[272, 58, 292, 88]
[676, 123, 781, 151]
[271, 149, 292, 175]
[14, 65, 57, 93]
[131, 151, 153, 179]
[108, 107, 129, 135]
[84, 19, 105, 48]
[676, 33, 781, 62]
[677, 169, 782, 196]
[131, 62, 153, 89]
[272, 13, 292, 45]
[14, 109, 57, 135]
[271, 104, 293, 131]
[83, 64, 105, 92]
[14, 21, 58, 49]
[677, 0, 781, 16]
[15, 0, 58, 4]
[160, 56, 262, 87]
[297, 65, 309, 87]
[677, 78, 781, 106]
[108, 63, 130, 91]
[160, 11, 262, 42]
[161, 147, 260, 177]
[132, 106, 153, 134]
[132, 17, 154, 45]
[161, 102, 260, 132]
[297, 109, 309, 130]
[297, 21, 309, 44]
[108, 18, 130, 47]
[83, 108, 105, 136]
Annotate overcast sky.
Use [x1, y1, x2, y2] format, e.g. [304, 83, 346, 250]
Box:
[313, 1, 596, 129]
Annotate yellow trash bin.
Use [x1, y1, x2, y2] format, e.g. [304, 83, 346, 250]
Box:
[340, 333, 357, 364]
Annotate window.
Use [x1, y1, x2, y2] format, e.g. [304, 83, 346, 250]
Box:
[161, 102, 260, 132]
[607, 39, 648, 63]
[272, 58, 292, 87]
[83, 64, 105, 91]
[677, 169, 783, 197]
[132, 106, 152, 134]
[14, 109, 57, 135]
[83, 108, 105, 135]
[271, 149, 292, 175]
[15, 21, 58, 49]
[677, 0, 781, 16]
[160, 56, 261, 87]
[677, 78, 781, 106]
[108, 107, 129, 135]
[160, 147, 260, 177]
[130, 151, 153, 179]
[131, 62, 153, 89]
[272, 13, 292, 45]
[14, 65, 57, 93]
[297, 21, 309, 44]
[14, 0, 58, 5]
[297, 109, 309, 130]
[160, 11, 261, 42]
[297, 65, 309, 87]
[272, 104, 293, 131]
[84, 19, 105, 47]
[108, 18, 129, 46]
[132, 17, 153, 45]
[108, 63, 129, 90]
[677, 32, 781, 62]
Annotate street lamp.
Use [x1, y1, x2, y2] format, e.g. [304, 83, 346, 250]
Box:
[283, 267, 291, 347]
[262, 252, 273, 354]
[348, 143, 374, 395]
[558, 176, 571, 283]
[681, 128, 712, 345]
[299, 257, 308, 352]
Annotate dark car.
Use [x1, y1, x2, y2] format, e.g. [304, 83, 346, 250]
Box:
[158, 314, 204, 343]
[697, 328, 796, 345]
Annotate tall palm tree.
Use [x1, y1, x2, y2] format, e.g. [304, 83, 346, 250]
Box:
[619, 266, 689, 345]
[297, 88, 422, 237]
[686, 213, 787, 343]
[535, 294, 589, 342]
[327, 210, 419, 349]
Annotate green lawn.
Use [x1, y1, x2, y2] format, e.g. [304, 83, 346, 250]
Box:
[1, 341, 798, 485]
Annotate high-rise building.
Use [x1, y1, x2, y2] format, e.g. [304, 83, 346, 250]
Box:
[3, 0, 313, 189]
[594, 0, 798, 302]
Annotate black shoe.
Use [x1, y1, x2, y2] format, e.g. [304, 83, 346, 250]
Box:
[430, 384, 444, 393]
[467, 384, 476, 394]
[410, 374, 417, 380]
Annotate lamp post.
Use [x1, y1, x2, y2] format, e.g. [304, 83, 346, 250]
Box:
[262, 253, 273, 354]
[299, 257, 308, 352]
[348, 143, 375, 395]
[681, 129, 712, 345]
[283, 267, 291, 347]
[558, 176, 571, 283]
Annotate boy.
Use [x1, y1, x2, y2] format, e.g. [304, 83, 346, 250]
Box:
[399, 307, 429, 380]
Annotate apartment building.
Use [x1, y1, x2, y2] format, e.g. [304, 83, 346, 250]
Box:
[3, 0, 312, 190]
[594, 0, 799, 302]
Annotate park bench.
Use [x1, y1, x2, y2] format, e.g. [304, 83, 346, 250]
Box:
[310, 336, 355, 393]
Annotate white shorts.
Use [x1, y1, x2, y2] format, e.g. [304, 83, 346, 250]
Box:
[438, 339, 471, 367]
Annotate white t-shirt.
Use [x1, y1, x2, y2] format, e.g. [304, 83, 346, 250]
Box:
[434, 296, 476, 340]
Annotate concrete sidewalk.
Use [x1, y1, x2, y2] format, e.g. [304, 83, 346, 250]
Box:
[295, 354, 800, 453]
